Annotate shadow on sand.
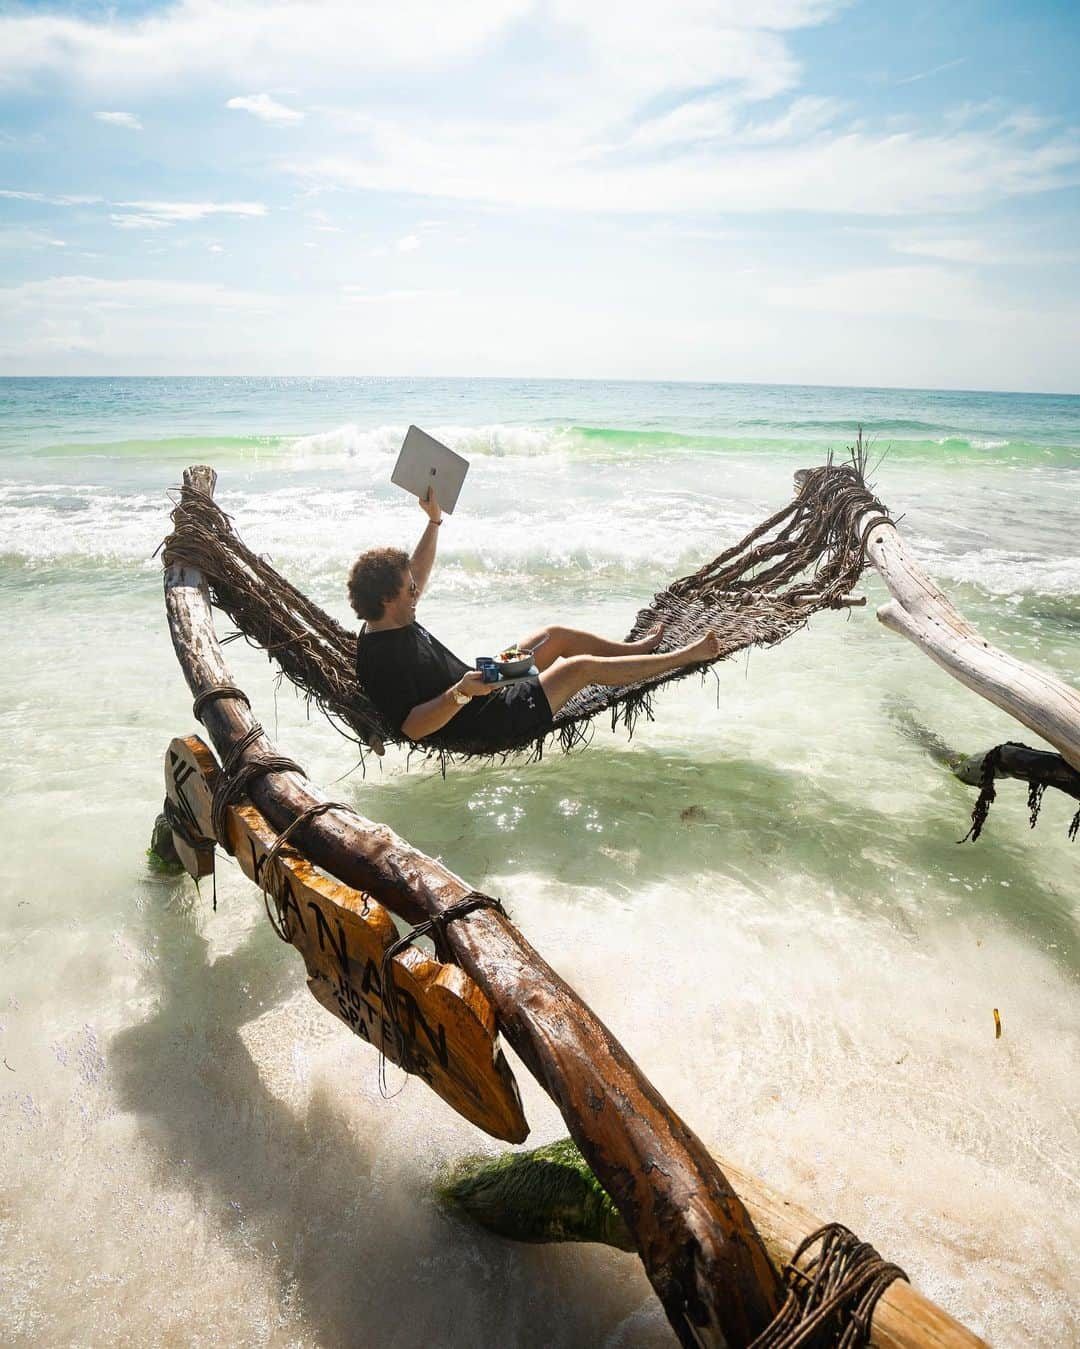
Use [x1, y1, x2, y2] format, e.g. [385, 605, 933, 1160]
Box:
[111, 884, 660, 1348]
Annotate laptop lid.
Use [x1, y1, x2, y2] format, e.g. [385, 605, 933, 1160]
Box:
[390, 425, 470, 515]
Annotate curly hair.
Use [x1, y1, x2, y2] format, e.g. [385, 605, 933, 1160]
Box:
[347, 547, 410, 622]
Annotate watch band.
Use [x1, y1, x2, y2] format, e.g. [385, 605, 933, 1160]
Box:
[450, 687, 470, 706]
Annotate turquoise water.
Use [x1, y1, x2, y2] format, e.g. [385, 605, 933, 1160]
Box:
[1, 377, 1078, 1346]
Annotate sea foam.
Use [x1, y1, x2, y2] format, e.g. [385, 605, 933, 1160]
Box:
[287, 422, 572, 463]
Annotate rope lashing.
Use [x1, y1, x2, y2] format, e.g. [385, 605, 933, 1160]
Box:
[179, 710, 352, 922]
[856, 513, 894, 559]
[256, 800, 350, 942]
[208, 723, 304, 850]
[161, 795, 219, 910]
[377, 892, 507, 1096]
[161, 794, 215, 858]
[192, 682, 251, 721]
[749, 1223, 908, 1349]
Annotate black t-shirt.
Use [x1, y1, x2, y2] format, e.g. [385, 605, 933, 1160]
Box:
[356, 622, 470, 736]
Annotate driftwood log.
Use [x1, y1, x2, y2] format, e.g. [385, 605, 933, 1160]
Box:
[953, 743, 1080, 798]
[165, 467, 781, 1347]
[163, 465, 984, 1348]
[852, 524, 1080, 775]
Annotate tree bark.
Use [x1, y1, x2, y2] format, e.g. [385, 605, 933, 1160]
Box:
[859, 516, 1080, 771]
[165, 465, 782, 1347]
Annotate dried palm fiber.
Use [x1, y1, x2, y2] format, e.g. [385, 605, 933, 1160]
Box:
[160, 456, 890, 763]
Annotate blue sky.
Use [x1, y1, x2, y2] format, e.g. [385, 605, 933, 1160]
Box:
[1, 0, 1078, 390]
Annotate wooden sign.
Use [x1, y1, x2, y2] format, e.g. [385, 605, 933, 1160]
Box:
[163, 735, 528, 1143]
[164, 735, 218, 879]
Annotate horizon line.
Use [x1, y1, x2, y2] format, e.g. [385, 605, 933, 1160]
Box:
[1, 373, 1077, 399]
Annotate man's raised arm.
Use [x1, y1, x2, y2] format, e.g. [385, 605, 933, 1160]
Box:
[410, 487, 443, 594]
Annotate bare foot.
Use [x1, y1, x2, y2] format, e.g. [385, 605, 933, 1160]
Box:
[683, 629, 721, 665]
[627, 622, 666, 654]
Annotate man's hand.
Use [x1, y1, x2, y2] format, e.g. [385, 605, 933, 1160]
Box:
[401, 667, 497, 739]
[420, 487, 443, 524]
[454, 671, 498, 699]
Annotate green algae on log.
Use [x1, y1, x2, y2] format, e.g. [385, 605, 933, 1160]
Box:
[147, 812, 185, 875]
[438, 1139, 634, 1250]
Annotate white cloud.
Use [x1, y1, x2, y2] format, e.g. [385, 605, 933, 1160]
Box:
[396, 234, 420, 252]
[117, 199, 267, 221]
[0, 0, 846, 161]
[2, 190, 267, 229]
[888, 234, 1080, 266]
[0, 1, 529, 92]
[542, 2, 842, 122]
[21, 1, 1069, 230]
[109, 199, 268, 229]
[1, 275, 273, 309]
[766, 265, 999, 322]
[341, 286, 458, 303]
[226, 93, 303, 124]
[890, 236, 1002, 264]
[110, 213, 171, 230]
[894, 57, 967, 86]
[740, 95, 842, 143]
[0, 272, 273, 317]
[0, 274, 279, 364]
[293, 112, 1080, 216]
[0, 189, 101, 206]
[94, 110, 143, 130]
[0, 227, 67, 249]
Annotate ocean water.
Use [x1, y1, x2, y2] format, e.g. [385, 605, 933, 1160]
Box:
[1, 376, 1077, 1347]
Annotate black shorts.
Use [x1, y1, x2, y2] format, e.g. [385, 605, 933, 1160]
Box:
[433, 674, 554, 753]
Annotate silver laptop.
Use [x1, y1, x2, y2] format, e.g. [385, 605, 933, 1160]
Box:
[391, 425, 470, 515]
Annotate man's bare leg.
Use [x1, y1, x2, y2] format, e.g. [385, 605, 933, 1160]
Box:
[538, 631, 720, 716]
[515, 623, 666, 673]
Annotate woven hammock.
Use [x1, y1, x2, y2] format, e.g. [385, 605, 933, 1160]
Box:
[161, 459, 890, 763]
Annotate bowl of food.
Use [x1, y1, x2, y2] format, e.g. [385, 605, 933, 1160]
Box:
[495, 645, 534, 678]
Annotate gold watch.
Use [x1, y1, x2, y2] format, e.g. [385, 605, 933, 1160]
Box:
[449, 687, 470, 706]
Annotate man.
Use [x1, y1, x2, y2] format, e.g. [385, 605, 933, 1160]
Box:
[349, 490, 720, 750]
